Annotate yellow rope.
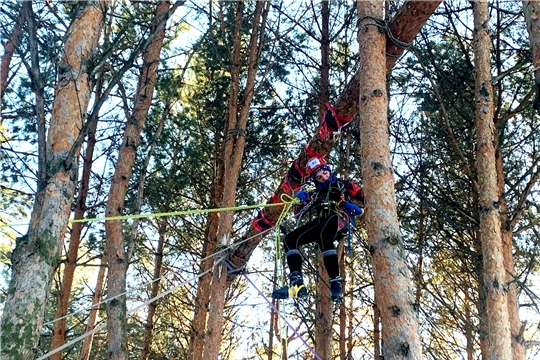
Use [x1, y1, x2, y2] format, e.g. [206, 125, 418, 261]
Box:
[1, 198, 300, 228]
[272, 193, 299, 360]
[71, 201, 298, 223]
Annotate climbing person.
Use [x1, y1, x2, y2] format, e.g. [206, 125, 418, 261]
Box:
[272, 156, 364, 304]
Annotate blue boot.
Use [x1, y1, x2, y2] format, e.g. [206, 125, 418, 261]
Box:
[288, 271, 308, 298]
[330, 277, 343, 303]
[272, 271, 308, 299]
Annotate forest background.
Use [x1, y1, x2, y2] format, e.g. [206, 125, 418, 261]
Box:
[1, 0, 540, 359]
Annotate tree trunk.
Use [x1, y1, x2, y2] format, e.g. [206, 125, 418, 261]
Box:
[0, 3, 103, 359]
[500, 206, 526, 360]
[473, 1, 512, 358]
[473, 237, 490, 359]
[187, 7, 226, 359]
[188, 212, 220, 360]
[494, 111, 526, 358]
[339, 134, 353, 360]
[314, 1, 333, 357]
[315, 255, 332, 359]
[465, 301, 474, 360]
[338, 248, 346, 360]
[357, 1, 422, 359]
[318, 0, 330, 116]
[105, 3, 170, 359]
[49, 66, 103, 360]
[202, 2, 265, 359]
[228, 0, 442, 281]
[513, 4, 539, 357]
[373, 297, 381, 359]
[78, 257, 107, 360]
[524, 0, 540, 113]
[335, 0, 443, 118]
[0, 7, 23, 102]
[139, 218, 167, 360]
[268, 262, 277, 360]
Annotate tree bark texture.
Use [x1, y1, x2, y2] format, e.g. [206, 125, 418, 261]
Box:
[499, 189, 526, 360]
[315, 256, 332, 359]
[494, 79, 527, 358]
[335, 0, 443, 118]
[373, 297, 381, 359]
[314, 1, 333, 356]
[473, 236, 490, 358]
[188, 211, 220, 360]
[139, 219, 167, 360]
[465, 302, 474, 360]
[78, 257, 107, 360]
[228, 0, 442, 281]
[202, 2, 265, 359]
[357, 1, 422, 359]
[0, 3, 103, 359]
[318, 0, 330, 116]
[49, 70, 103, 360]
[0, 7, 23, 101]
[105, 3, 170, 359]
[188, 8, 227, 356]
[338, 249, 347, 359]
[473, 2, 513, 359]
[517, 4, 540, 357]
[524, 0, 540, 113]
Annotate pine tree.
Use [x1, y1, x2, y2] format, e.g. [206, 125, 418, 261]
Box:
[473, 1, 512, 357]
[0, 2, 104, 359]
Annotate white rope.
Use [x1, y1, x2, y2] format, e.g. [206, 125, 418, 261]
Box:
[44, 227, 271, 327]
[37, 266, 217, 360]
[39, 227, 273, 359]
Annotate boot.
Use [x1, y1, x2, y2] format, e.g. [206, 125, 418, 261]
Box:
[330, 277, 343, 304]
[272, 285, 290, 299]
[288, 271, 308, 298]
[272, 271, 308, 299]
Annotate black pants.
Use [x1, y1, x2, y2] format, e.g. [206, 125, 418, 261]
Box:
[283, 213, 345, 280]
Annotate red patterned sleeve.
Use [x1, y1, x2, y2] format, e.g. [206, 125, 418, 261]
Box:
[342, 180, 365, 204]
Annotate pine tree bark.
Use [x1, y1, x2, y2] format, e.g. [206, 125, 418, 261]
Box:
[340, 136, 352, 360]
[473, 2, 512, 358]
[465, 301, 474, 360]
[228, 0, 442, 280]
[514, 4, 540, 357]
[104, 3, 170, 359]
[314, 1, 333, 356]
[373, 298, 382, 359]
[357, 1, 422, 358]
[202, 2, 265, 359]
[78, 257, 107, 360]
[0, 3, 103, 359]
[499, 183, 526, 360]
[315, 255, 332, 358]
[474, 236, 490, 358]
[139, 218, 167, 360]
[338, 249, 347, 359]
[0, 7, 23, 102]
[524, 1, 540, 113]
[49, 68, 103, 360]
[335, 0, 443, 117]
[128, 102, 168, 359]
[188, 211, 221, 360]
[187, 8, 226, 359]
